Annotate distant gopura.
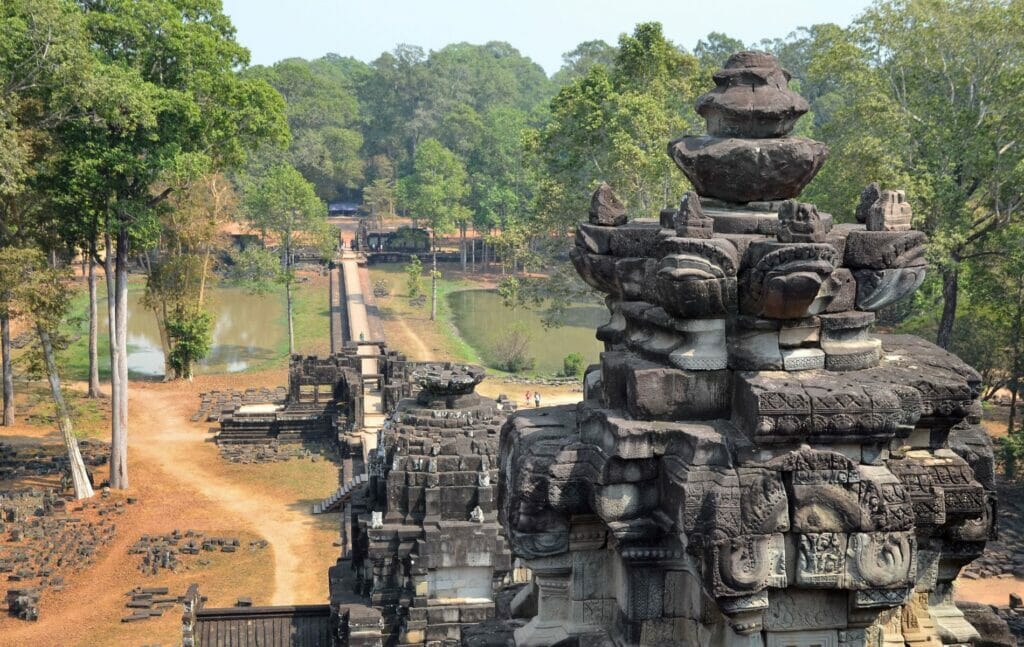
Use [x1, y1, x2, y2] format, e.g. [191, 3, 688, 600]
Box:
[498, 51, 1000, 646]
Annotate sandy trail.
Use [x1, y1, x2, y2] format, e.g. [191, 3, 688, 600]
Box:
[128, 387, 328, 605]
[396, 315, 433, 360]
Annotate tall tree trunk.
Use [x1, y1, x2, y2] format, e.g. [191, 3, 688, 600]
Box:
[471, 234, 476, 270]
[936, 267, 959, 349]
[198, 247, 212, 305]
[87, 242, 101, 398]
[1008, 279, 1023, 435]
[1, 312, 12, 425]
[108, 226, 130, 489]
[156, 303, 174, 380]
[460, 223, 467, 271]
[430, 251, 437, 322]
[104, 232, 123, 489]
[39, 325, 94, 499]
[286, 278, 294, 355]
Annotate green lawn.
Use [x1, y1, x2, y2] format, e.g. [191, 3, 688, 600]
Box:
[369, 262, 516, 374]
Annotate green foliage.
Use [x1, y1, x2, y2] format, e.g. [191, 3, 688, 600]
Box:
[398, 139, 470, 234]
[245, 57, 365, 200]
[4, 248, 75, 380]
[552, 40, 618, 86]
[244, 163, 331, 266]
[562, 352, 585, 378]
[165, 308, 213, 379]
[491, 322, 535, 373]
[405, 255, 424, 299]
[996, 434, 1024, 481]
[228, 247, 283, 293]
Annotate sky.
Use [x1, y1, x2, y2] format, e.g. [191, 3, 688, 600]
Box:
[221, 0, 874, 75]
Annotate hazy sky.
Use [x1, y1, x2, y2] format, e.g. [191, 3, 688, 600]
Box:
[221, 0, 873, 75]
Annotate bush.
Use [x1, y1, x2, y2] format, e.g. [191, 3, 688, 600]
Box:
[492, 323, 535, 373]
[166, 309, 213, 380]
[405, 255, 423, 298]
[562, 352, 584, 377]
[996, 433, 1024, 481]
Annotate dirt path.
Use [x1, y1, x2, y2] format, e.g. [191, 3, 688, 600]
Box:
[128, 387, 329, 605]
[0, 376, 339, 646]
[395, 315, 432, 360]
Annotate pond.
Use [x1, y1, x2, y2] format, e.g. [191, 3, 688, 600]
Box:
[98, 288, 285, 377]
[447, 289, 606, 375]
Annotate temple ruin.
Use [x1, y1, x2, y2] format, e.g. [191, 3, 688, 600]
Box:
[498, 51, 999, 646]
[177, 50, 1009, 647]
[351, 362, 516, 644]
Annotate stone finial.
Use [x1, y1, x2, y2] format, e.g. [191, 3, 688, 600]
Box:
[696, 50, 810, 138]
[589, 182, 627, 226]
[867, 189, 913, 231]
[673, 191, 714, 238]
[855, 182, 881, 224]
[777, 200, 826, 243]
[669, 52, 828, 203]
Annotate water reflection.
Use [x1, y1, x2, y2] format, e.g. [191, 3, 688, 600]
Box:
[99, 288, 285, 377]
[447, 289, 606, 374]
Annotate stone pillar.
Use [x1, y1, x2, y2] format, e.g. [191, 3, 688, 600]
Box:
[514, 555, 573, 646]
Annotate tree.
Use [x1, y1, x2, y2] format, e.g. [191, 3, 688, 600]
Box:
[491, 322, 535, 373]
[57, 0, 289, 489]
[694, 32, 747, 69]
[405, 255, 423, 298]
[513, 23, 706, 321]
[799, 0, 1024, 349]
[8, 247, 94, 499]
[0, 0, 95, 424]
[399, 138, 471, 264]
[142, 170, 235, 379]
[245, 58, 365, 201]
[244, 164, 331, 355]
[552, 40, 618, 86]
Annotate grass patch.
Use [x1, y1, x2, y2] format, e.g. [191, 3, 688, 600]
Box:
[218, 453, 339, 504]
[286, 277, 332, 357]
[16, 382, 110, 440]
[369, 263, 488, 367]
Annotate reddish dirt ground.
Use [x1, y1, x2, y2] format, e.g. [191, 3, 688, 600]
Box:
[0, 374, 340, 646]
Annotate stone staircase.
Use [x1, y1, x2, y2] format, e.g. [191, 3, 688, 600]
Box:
[312, 473, 369, 514]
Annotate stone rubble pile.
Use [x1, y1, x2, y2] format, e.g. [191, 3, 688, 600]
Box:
[121, 585, 189, 623]
[2, 488, 122, 621]
[217, 439, 336, 464]
[0, 439, 108, 483]
[128, 530, 265, 576]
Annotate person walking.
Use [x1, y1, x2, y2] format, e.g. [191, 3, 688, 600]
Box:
[534, 391, 541, 408]
[524, 390, 531, 406]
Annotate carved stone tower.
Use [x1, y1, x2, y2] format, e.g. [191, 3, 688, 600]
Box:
[499, 51, 996, 646]
[355, 363, 513, 645]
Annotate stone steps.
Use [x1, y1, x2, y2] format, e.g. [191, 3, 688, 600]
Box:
[312, 473, 368, 514]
